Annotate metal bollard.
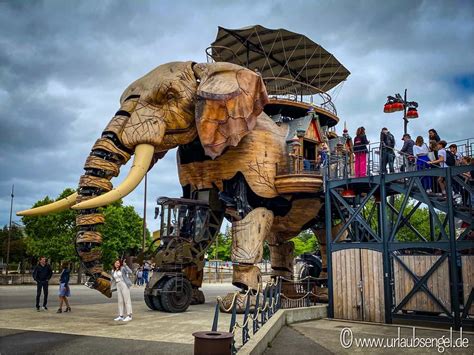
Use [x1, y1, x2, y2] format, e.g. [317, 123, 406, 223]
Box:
[193, 331, 233, 355]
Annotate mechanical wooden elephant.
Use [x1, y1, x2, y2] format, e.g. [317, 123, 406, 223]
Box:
[18, 61, 327, 308]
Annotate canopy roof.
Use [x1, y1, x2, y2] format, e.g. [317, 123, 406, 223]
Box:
[209, 25, 350, 95]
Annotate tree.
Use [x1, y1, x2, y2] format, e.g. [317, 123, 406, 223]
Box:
[22, 188, 77, 264]
[99, 201, 150, 268]
[290, 229, 319, 256]
[0, 224, 28, 266]
[207, 227, 232, 261]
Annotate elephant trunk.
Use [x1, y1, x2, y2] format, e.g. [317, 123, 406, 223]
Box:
[75, 122, 134, 297]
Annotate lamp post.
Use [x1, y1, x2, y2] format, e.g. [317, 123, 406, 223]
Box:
[6, 185, 14, 275]
[383, 89, 419, 135]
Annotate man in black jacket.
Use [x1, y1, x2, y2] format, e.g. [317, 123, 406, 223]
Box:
[380, 128, 395, 173]
[32, 256, 53, 311]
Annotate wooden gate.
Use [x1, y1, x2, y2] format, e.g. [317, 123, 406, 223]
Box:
[393, 255, 451, 314]
[332, 248, 385, 322]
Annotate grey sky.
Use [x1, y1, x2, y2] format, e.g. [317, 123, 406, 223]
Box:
[1, 0, 473, 231]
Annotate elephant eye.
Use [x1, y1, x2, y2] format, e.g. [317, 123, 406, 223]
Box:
[166, 92, 176, 101]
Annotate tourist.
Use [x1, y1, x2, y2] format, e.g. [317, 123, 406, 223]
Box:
[448, 144, 463, 165]
[353, 127, 369, 177]
[428, 140, 448, 197]
[380, 128, 395, 173]
[57, 262, 71, 313]
[143, 260, 152, 286]
[428, 140, 438, 160]
[428, 129, 441, 143]
[32, 256, 53, 311]
[137, 268, 144, 286]
[400, 134, 415, 172]
[413, 136, 432, 192]
[111, 259, 133, 322]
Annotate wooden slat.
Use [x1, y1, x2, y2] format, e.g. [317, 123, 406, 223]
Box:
[461, 256, 473, 315]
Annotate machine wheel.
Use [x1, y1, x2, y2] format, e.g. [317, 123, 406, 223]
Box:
[144, 293, 157, 310]
[160, 277, 192, 313]
[144, 277, 167, 311]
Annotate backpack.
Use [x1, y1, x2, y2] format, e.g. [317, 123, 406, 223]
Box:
[445, 150, 455, 166]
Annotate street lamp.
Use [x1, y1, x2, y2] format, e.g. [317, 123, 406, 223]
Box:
[6, 185, 14, 275]
[383, 89, 419, 135]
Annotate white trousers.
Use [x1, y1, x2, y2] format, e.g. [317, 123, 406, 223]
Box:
[116, 281, 132, 316]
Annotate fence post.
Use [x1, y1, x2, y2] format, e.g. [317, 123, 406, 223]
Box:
[253, 290, 260, 334]
[211, 302, 220, 331]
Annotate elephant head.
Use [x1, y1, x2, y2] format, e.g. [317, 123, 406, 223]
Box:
[17, 61, 268, 296]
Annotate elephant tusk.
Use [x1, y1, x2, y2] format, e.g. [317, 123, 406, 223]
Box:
[17, 192, 78, 216]
[72, 144, 155, 210]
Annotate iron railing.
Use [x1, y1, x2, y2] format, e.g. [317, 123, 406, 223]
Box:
[210, 276, 322, 352]
[327, 137, 474, 181]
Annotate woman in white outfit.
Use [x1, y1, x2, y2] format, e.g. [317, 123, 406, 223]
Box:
[111, 259, 133, 322]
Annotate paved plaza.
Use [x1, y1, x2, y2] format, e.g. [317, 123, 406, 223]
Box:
[0, 283, 238, 354]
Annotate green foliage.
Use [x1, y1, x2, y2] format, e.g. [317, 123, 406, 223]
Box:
[290, 229, 319, 256]
[99, 201, 149, 268]
[0, 224, 27, 263]
[22, 189, 150, 267]
[363, 195, 438, 242]
[22, 188, 77, 263]
[207, 227, 232, 261]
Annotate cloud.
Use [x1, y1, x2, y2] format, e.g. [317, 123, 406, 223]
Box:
[1, 0, 473, 228]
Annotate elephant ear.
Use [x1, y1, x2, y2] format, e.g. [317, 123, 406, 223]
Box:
[193, 62, 269, 159]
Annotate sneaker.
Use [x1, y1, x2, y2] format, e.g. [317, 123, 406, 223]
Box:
[57, 309, 62, 313]
[36, 307, 40, 312]
[114, 316, 124, 321]
[42, 306, 48, 311]
[123, 316, 132, 322]
[426, 189, 432, 193]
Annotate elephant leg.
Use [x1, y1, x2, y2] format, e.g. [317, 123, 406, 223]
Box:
[231, 207, 274, 291]
[269, 239, 295, 279]
[219, 207, 273, 313]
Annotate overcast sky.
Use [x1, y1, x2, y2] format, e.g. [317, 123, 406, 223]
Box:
[1, 0, 473, 231]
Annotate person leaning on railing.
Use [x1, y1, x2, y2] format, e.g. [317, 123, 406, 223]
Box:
[413, 136, 432, 192]
[400, 134, 416, 172]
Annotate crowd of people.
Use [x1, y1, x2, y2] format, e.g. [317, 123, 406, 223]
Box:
[353, 127, 473, 201]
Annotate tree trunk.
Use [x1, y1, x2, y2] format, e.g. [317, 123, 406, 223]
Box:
[77, 263, 83, 284]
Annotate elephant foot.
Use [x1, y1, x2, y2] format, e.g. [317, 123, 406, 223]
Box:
[313, 285, 328, 303]
[86, 273, 112, 298]
[219, 291, 257, 314]
[190, 288, 205, 305]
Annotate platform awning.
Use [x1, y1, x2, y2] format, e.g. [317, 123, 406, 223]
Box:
[210, 25, 350, 95]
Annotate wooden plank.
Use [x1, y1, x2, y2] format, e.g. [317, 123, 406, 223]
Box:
[462, 256, 474, 315]
[370, 250, 383, 322]
[332, 252, 340, 318]
[361, 249, 369, 321]
[377, 251, 385, 322]
[430, 259, 443, 309]
[441, 257, 451, 312]
[342, 249, 349, 319]
[355, 249, 362, 320]
[350, 249, 357, 320]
